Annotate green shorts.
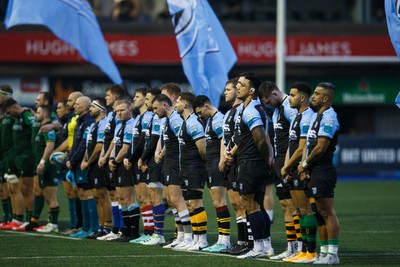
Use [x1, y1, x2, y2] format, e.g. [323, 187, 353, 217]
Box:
[15, 154, 35, 177]
[39, 163, 59, 189]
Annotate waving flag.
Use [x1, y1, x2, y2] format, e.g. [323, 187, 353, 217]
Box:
[166, 0, 237, 107]
[385, 0, 400, 60]
[4, 0, 122, 84]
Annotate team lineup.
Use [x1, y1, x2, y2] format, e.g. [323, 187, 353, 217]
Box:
[0, 73, 340, 265]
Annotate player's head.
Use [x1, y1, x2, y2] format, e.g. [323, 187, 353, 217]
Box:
[288, 82, 311, 109]
[258, 81, 282, 108]
[176, 92, 196, 114]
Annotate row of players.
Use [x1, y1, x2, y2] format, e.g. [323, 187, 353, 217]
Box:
[0, 73, 340, 264]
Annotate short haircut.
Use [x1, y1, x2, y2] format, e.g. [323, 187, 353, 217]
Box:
[135, 86, 150, 97]
[38, 105, 51, 117]
[153, 94, 172, 106]
[259, 81, 279, 98]
[115, 99, 132, 108]
[59, 99, 68, 106]
[39, 91, 54, 106]
[195, 95, 211, 108]
[317, 82, 336, 99]
[179, 92, 196, 109]
[3, 98, 17, 110]
[226, 77, 239, 86]
[160, 83, 181, 97]
[148, 88, 162, 96]
[239, 72, 261, 91]
[92, 97, 107, 111]
[290, 82, 311, 98]
[106, 84, 125, 99]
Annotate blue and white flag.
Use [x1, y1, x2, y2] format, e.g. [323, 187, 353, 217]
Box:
[385, 0, 400, 60]
[395, 91, 400, 108]
[4, 0, 122, 84]
[167, 0, 237, 108]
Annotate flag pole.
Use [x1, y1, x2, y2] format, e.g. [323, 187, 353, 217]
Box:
[276, 0, 286, 93]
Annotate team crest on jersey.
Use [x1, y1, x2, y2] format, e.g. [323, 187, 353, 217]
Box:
[302, 124, 310, 134]
[312, 187, 317, 195]
[323, 123, 333, 134]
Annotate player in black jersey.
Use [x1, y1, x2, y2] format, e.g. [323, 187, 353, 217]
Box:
[174, 92, 208, 251]
[97, 84, 125, 241]
[298, 83, 340, 266]
[259, 81, 299, 258]
[80, 98, 111, 239]
[195, 95, 231, 252]
[108, 99, 140, 242]
[152, 93, 193, 249]
[279, 82, 318, 263]
[233, 73, 274, 259]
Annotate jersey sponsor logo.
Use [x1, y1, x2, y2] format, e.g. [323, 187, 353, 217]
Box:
[312, 186, 317, 195]
[222, 124, 231, 132]
[323, 123, 333, 134]
[274, 123, 283, 130]
[13, 124, 23, 130]
[308, 129, 317, 139]
[301, 124, 310, 135]
[289, 129, 298, 140]
[114, 136, 122, 146]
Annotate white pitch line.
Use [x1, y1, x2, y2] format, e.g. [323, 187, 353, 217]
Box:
[1, 230, 81, 240]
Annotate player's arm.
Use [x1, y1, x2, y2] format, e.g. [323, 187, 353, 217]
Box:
[87, 143, 102, 166]
[302, 137, 331, 167]
[54, 139, 68, 153]
[251, 125, 270, 165]
[195, 137, 206, 161]
[282, 137, 307, 178]
[115, 143, 130, 164]
[37, 141, 55, 174]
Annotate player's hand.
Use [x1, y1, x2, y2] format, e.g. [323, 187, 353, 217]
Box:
[66, 161, 72, 170]
[140, 164, 148, 173]
[98, 156, 107, 168]
[109, 159, 117, 172]
[36, 163, 44, 175]
[40, 124, 53, 133]
[155, 151, 163, 164]
[81, 161, 88, 171]
[123, 158, 132, 170]
[299, 170, 310, 181]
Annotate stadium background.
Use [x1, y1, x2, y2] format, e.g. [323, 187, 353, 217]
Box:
[0, 0, 399, 178]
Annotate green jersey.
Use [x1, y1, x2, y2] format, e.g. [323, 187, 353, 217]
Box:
[13, 109, 35, 154]
[34, 121, 56, 164]
[1, 112, 15, 152]
[31, 111, 58, 147]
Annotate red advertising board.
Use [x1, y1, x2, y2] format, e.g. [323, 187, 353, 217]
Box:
[0, 33, 396, 64]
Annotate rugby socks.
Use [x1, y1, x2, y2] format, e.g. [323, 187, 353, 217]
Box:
[293, 214, 303, 251]
[243, 216, 254, 248]
[88, 198, 99, 232]
[49, 206, 59, 225]
[236, 216, 247, 243]
[67, 198, 76, 229]
[121, 206, 131, 237]
[111, 202, 121, 234]
[172, 209, 183, 240]
[32, 196, 45, 222]
[216, 205, 230, 243]
[178, 209, 192, 242]
[265, 209, 274, 224]
[25, 209, 33, 222]
[189, 211, 198, 242]
[1, 197, 12, 222]
[248, 211, 267, 250]
[319, 239, 329, 256]
[194, 207, 207, 243]
[304, 214, 317, 253]
[141, 205, 154, 235]
[152, 204, 165, 236]
[128, 204, 140, 238]
[328, 239, 339, 255]
[285, 221, 297, 252]
[74, 198, 82, 229]
[260, 208, 272, 250]
[81, 200, 90, 232]
[300, 216, 308, 253]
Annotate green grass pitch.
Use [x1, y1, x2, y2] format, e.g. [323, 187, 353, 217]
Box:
[0, 180, 399, 267]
